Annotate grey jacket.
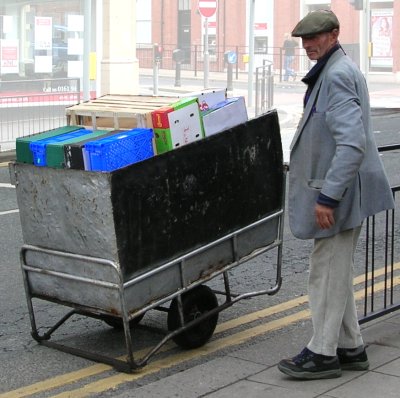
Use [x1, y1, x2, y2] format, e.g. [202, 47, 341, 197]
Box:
[288, 48, 394, 240]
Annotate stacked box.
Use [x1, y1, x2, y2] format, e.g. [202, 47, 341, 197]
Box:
[151, 97, 204, 154]
[29, 129, 93, 168]
[84, 128, 154, 172]
[64, 130, 120, 170]
[16, 126, 82, 164]
[202, 97, 248, 137]
[183, 88, 227, 111]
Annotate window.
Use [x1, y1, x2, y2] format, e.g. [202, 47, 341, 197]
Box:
[255, 36, 268, 54]
[178, 0, 191, 10]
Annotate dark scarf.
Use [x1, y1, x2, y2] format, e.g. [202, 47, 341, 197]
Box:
[302, 43, 340, 107]
[301, 43, 342, 209]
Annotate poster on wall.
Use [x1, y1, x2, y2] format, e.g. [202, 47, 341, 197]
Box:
[68, 15, 84, 32]
[370, 9, 393, 68]
[67, 15, 83, 63]
[0, 39, 19, 74]
[35, 16, 52, 50]
[2, 15, 13, 34]
[68, 60, 83, 78]
[34, 56, 52, 73]
[68, 38, 83, 56]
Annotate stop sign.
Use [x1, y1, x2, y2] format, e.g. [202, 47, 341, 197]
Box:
[198, 0, 217, 18]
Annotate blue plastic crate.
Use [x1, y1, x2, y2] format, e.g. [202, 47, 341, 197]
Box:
[84, 128, 154, 172]
[29, 129, 92, 167]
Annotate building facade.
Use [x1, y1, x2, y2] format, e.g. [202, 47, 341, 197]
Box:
[147, 0, 400, 78]
[0, 0, 139, 95]
[0, 1, 85, 79]
[1, 0, 399, 83]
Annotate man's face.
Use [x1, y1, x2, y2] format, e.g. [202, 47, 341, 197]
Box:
[301, 30, 339, 61]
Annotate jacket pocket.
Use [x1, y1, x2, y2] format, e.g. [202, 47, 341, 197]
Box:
[308, 179, 324, 190]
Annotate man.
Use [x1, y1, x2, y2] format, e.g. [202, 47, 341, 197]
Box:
[283, 33, 298, 81]
[278, 10, 395, 380]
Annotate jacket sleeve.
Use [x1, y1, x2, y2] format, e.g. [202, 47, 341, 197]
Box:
[321, 65, 366, 201]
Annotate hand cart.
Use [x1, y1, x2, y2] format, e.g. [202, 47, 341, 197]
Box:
[11, 110, 285, 373]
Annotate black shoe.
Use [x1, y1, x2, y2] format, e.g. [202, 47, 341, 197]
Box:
[278, 347, 341, 380]
[337, 346, 369, 371]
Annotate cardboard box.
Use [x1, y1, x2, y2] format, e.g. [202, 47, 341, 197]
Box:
[202, 96, 248, 137]
[151, 106, 174, 129]
[151, 97, 204, 154]
[183, 89, 227, 111]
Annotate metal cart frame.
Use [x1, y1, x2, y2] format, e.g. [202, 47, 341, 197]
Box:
[20, 201, 284, 372]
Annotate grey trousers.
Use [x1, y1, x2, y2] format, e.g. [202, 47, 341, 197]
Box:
[307, 226, 364, 356]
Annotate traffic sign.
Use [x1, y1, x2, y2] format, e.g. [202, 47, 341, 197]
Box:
[226, 51, 237, 64]
[198, 0, 217, 18]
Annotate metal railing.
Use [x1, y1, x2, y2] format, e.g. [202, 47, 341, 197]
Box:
[0, 78, 80, 151]
[136, 43, 312, 81]
[359, 143, 400, 324]
[255, 60, 274, 116]
[137, 43, 365, 82]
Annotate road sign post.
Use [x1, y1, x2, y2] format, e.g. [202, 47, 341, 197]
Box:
[198, 1, 217, 89]
[153, 43, 161, 95]
[224, 51, 237, 92]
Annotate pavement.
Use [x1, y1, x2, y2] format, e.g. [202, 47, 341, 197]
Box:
[112, 312, 400, 398]
[1, 70, 400, 397]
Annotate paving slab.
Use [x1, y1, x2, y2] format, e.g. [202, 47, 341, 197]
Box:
[362, 343, 400, 370]
[327, 371, 400, 398]
[113, 357, 266, 398]
[374, 357, 400, 377]
[363, 320, 400, 350]
[247, 365, 366, 397]
[204, 379, 318, 398]
[383, 313, 400, 325]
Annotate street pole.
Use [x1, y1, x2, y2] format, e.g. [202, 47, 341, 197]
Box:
[363, 0, 370, 85]
[204, 17, 210, 89]
[95, 0, 102, 97]
[247, 0, 255, 107]
[153, 61, 159, 96]
[83, 0, 91, 101]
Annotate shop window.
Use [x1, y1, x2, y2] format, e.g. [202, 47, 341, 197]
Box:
[208, 34, 216, 55]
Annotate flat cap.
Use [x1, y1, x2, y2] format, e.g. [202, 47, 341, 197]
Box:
[291, 10, 339, 37]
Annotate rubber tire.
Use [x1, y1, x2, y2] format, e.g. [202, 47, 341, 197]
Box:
[103, 313, 145, 329]
[167, 285, 219, 349]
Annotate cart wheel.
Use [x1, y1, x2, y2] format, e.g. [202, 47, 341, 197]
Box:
[103, 313, 145, 329]
[167, 285, 219, 349]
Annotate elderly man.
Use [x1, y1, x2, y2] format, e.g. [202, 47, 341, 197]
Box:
[278, 10, 394, 380]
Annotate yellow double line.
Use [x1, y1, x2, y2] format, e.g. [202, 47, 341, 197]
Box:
[2, 264, 399, 398]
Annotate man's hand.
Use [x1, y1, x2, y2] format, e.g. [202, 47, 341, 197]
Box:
[315, 203, 335, 229]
